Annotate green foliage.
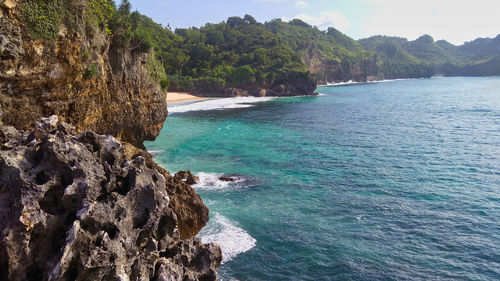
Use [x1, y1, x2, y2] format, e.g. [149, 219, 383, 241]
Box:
[439, 55, 500, 77]
[122, 14, 316, 93]
[264, 19, 376, 82]
[233, 65, 256, 85]
[159, 79, 170, 90]
[22, 0, 500, 87]
[87, 0, 115, 33]
[359, 35, 462, 78]
[168, 75, 194, 92]
[20, 0, 65, 40]
[194, 76, 226, 92]
[83, 63, 100, 80]
[404, 35, 455, 64]
[146, 54, 168, 89]
[80, 49, 92, 61]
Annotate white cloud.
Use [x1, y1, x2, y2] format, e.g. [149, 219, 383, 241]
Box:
[360, 0, 500, 44]
[294, 0, 308, 9]
[285, 11, 350, 31]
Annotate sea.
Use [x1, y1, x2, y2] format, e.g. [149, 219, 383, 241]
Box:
[145, 77, 500, 281]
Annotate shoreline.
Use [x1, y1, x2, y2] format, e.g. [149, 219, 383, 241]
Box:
[167, 92, 208, 103]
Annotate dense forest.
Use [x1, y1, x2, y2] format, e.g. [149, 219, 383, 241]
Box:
[123, 12, 317, 96]
[263, 19, 379, 83]
[359, 34, 500, 78]
[20, 0, 499, 95]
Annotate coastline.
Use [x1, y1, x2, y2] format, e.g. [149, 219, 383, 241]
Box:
[167, 92, 208, 103]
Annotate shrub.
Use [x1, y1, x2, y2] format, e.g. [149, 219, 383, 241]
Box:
[83, 63, 100, 80]
[84, 0, 116, 38]
[233, 65, 256, 85]
[168, 75, 194, 92]
[194, 76, 225, 92]
[146, 54, 168, 88]
[20, 0, 65, 40]
[159, 79, 170, 91]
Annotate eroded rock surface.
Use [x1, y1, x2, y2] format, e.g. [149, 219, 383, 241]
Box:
[0, 117, 221, 281]
[0, 4, 167, 148]
[0, 17, 24, 60]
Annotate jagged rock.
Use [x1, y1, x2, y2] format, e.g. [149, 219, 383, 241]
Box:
[117, 150, 209, 240]
[170, 172, 208, 239]
[218, 175, 240, 182]
[0, 118, 221, 281]
[154, 239, 221, 281]
[176, 170, 200, 185]
[0, 18, 24, 60]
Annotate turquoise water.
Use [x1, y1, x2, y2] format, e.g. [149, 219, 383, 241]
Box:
[146, 77, 500, 280]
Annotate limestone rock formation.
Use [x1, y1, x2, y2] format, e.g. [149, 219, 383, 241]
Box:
[0, 1, 167, 148]
[0, 117, 222, 281]
[0, 18, 24, 60]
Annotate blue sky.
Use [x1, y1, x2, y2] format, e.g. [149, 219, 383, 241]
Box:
[128, 0, 500, 45]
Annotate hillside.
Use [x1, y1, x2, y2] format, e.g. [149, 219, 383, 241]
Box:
[125, 15, 382, 93]
[128, 14, 316, 96]
[263, 19, 379, 84]
[360, 34, 500, 78]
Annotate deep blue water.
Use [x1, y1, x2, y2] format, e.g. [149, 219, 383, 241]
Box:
[146, 77, 500, 280]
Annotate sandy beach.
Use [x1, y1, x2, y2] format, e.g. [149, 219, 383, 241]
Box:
[167, 92, 207, 103]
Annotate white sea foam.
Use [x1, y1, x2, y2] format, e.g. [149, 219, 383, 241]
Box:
[147, 150, 163, 158]
[168, 97, 275, 113]
[192, 172, 245, 191]
[320, 78, 416, 87]
[198, 213, 256, 264]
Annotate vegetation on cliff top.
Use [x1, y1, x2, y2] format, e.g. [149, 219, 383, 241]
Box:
[19, 0, 500, 92]
[131, 14, 316, 95]
[264, 19, 378, 82]
[19, 0, 65, 40]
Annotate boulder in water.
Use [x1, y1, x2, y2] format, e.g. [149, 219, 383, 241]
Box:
[218, 175, 240, 182]
[176, 170, 200, 185]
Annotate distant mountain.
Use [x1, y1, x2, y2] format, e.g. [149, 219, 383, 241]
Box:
[456, 35, 500, 62]
[264, 19, 379, 83]
[359, 34, 500, 78]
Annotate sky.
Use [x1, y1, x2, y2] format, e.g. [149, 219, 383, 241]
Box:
[128, 0, 500, 45]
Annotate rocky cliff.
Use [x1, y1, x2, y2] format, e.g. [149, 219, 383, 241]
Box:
[0, 1, 221, 280]
[0, 0, 166, 149]
[301, 44, 381, 84]
[191, 84, 318, 98]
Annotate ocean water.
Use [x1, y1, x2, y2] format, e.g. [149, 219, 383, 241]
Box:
[146, 77, 500, 280]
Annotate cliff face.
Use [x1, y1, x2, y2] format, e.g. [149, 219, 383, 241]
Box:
[301, 44, 381, 84]
[0, 1, 166, 149]
[0, 1, 220, 280]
